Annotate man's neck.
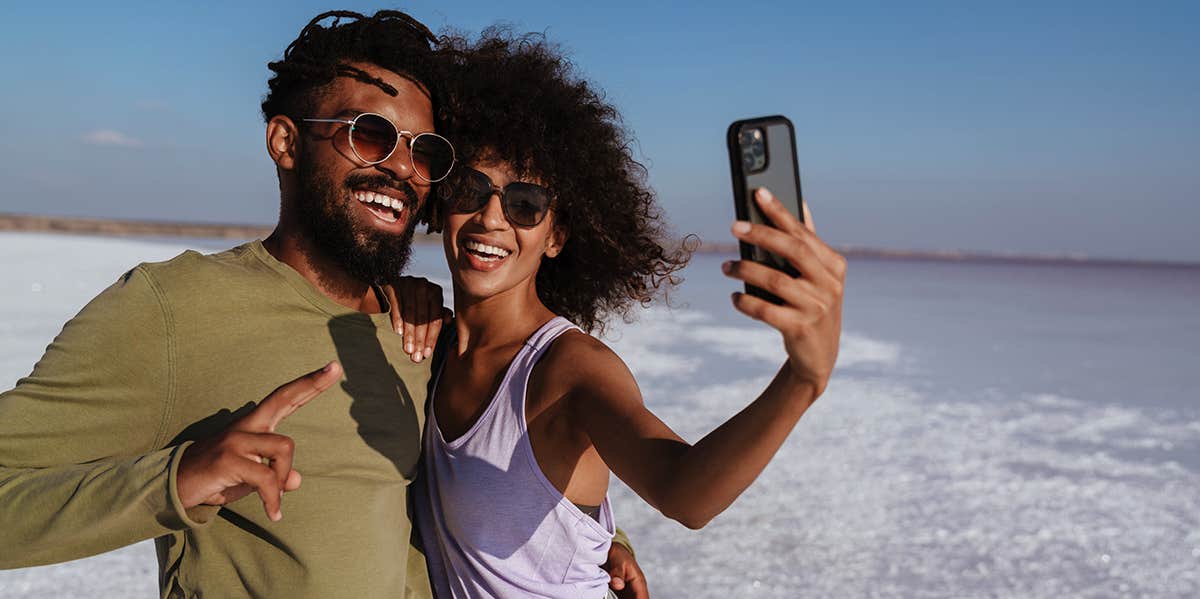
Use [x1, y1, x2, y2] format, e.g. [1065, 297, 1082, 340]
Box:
[262, 227, 384, 314]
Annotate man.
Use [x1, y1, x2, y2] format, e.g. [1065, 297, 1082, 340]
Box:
[0, 10, 644, 598]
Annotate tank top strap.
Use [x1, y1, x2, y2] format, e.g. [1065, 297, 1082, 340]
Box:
[522, 316, 581, 360]
[500, 316, 581, 430]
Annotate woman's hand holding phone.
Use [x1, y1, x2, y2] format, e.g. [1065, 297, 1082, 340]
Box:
[722, 187, 846, 398]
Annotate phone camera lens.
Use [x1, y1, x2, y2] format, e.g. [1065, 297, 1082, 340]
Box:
[742, 151, 755, 169]
[738, 127, 768, 172]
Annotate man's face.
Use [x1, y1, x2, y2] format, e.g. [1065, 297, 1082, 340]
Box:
[292, 62, 436, 286]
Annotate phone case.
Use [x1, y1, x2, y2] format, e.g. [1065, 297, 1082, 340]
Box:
[726, 115, 804, 303]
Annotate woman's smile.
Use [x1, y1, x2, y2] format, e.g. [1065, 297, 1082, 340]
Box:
[459, 236, 514, 272]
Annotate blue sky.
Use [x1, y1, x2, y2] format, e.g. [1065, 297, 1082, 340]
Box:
[1, 1, 1197, 261]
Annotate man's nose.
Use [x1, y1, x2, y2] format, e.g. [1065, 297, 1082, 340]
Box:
[375, 141, 415, 182]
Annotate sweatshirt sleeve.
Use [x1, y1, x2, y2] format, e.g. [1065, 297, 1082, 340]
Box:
[611, 527, 635, 558]
[0, 266, 213, 569]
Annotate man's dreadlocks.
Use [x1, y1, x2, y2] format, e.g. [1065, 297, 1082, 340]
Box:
[261, 10, 442, 123]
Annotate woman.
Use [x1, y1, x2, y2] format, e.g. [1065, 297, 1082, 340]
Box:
[409, 28, 846, 598]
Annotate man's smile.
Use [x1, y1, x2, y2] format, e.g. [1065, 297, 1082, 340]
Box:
[352, 188, 407, 224]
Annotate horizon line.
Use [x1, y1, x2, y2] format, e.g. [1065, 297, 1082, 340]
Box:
[2, 211, 1196, 270]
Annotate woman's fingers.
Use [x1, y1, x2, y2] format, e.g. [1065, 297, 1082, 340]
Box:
[412, 286, 429, 362]
[722, 259, 830, 310]
[753, 188, 806, 236]
[750, 189, 842, 276]
[731, 220, 835, 289]
[383, 285, 403, 336]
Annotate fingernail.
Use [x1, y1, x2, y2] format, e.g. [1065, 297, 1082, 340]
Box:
[321, 362, 334, 372]
[272, 510, 282, 522]
[721, 261, 734, 274]
[423, 347, 433, 358]
[732, 221, 751, 235]
[757, 188, 776, 203]
[405, 342, 414, 353]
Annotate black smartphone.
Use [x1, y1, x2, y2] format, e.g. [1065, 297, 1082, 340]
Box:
[726, 115, 805, 304]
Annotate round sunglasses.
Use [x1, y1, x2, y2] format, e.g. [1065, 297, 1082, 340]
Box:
[301, 112, 456, 183]
[441, 167, 553, 227]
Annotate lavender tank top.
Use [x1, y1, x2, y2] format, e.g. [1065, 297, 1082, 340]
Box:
[414, 317, 615, 598]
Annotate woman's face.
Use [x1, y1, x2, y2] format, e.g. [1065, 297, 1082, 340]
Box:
[442, 158, 563, 304]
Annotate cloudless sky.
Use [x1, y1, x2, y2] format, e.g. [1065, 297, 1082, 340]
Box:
[1, 1, 1197, 261]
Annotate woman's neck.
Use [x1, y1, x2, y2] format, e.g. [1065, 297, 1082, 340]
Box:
[452, 283, 556, 356]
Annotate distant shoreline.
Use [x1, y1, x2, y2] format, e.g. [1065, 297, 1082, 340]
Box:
[2, 212, 1196, 269]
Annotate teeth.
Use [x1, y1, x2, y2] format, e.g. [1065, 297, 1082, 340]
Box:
[464, 240, 511, 258]
[353, 190, 404, 213]
[352, 190, 404, 223]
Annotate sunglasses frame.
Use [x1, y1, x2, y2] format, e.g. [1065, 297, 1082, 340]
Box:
[301, 112, 456, 183]
[446, 167, 554, 228]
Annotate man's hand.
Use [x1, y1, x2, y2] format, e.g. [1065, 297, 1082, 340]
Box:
[383, 277, 452, 363]
[724, 188, 847, 397]
[602, 541, 648, 598]
[175, 361, 342, 521]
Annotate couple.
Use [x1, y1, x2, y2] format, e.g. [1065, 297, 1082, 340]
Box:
[0, 9, 845, 599]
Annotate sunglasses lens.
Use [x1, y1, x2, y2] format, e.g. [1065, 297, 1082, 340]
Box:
[444, 169, 550, 226]
[503, 183, 551, 227]
[350, 114, 397, 163]
[411, 134, 456, 182]
[448, 169, 495, 213]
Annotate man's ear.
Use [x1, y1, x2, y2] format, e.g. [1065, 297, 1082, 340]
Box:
[266, 115, 300, 171]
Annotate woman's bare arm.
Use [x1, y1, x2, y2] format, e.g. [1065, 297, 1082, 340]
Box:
[572, 187, 846, 529]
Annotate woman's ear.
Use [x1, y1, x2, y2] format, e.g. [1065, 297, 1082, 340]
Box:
[545, 222, 568, 258]
[266, 115, 301, 171]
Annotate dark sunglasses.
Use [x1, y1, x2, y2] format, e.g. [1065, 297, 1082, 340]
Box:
[301, 112, 456, 183]
[441, 167, 552, 227]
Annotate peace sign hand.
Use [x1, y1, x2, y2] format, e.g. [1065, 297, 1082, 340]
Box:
[175, 361, 342, 522]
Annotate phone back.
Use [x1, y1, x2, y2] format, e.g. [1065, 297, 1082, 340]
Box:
[727, 116, 804, 287]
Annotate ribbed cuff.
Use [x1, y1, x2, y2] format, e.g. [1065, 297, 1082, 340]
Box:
[161, 441, 219, 529]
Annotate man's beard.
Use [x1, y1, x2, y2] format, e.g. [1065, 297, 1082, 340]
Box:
[293, 152, 420, 287]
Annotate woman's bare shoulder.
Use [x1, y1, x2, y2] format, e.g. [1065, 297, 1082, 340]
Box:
[539, 330, 637, 396]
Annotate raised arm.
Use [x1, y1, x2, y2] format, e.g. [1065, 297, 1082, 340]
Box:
[0, 267, 341, 568]
[0, 267, 201, 567]
[574, 188, 845, 529]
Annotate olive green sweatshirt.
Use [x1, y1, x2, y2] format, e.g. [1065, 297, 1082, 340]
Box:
[0, 241, 433, 598]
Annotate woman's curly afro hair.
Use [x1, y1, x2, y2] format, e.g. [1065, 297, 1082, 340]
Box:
[435, 27, 695, 333]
